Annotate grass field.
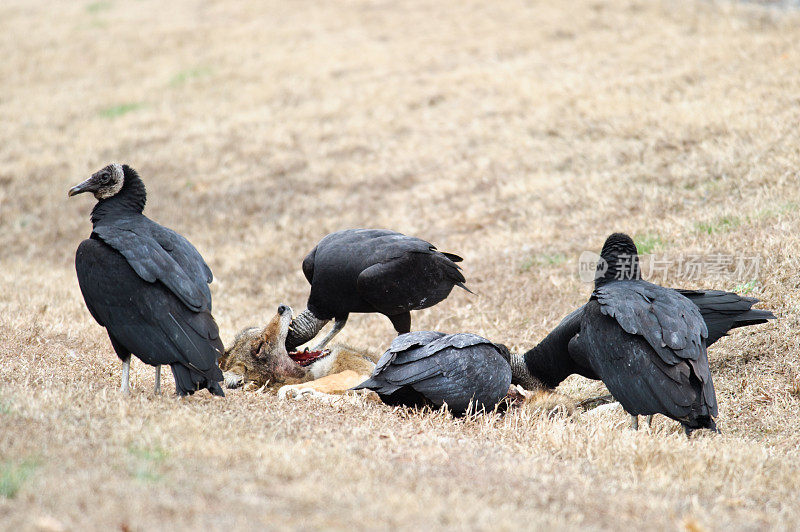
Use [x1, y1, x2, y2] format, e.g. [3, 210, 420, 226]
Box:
[2, 0, 800, 529]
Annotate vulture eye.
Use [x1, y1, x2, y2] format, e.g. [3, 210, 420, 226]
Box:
[100, 172, 111, 184]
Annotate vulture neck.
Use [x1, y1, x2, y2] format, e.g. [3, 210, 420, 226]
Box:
[285, 308, 329, 352]
[91, 167, 147, 224]
[508, 307, 585, 390]
[517, 333, 580, 389]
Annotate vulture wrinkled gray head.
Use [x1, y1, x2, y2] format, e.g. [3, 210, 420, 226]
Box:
[68, 163, 125, 199]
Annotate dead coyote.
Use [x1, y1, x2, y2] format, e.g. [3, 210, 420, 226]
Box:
[219, 304, 379, 396]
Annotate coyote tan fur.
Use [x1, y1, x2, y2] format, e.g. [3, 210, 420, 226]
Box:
[220, 305, 379, 394]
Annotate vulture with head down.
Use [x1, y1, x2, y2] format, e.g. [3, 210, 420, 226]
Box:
[286, 229, 471, 351]
[353, 331, 512, 416]
[507, 233, 774, 434]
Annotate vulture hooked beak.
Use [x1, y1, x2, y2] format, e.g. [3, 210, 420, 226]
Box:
[68, 176, 97, 197]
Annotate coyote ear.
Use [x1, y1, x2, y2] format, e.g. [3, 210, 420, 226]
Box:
[253, 327, 280, 360]
[250, 338, 265, 359]
[218, 350, 230, 370]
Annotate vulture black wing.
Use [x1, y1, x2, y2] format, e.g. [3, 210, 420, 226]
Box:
[356, 234, 469, 315]
[92, 215, 213, 312]
[371, 330, 448, 374]
[301, 245, 316, 285]
[594, 281, 708, 365]
[76, 238, 223, 395]
[521, 287, 774, 391]
[583, 280, 717, 424]
[555, 289, 773, 373]
[302, 229, 469, 319]
[353, 332, 511, 415]
[676, 289, 776, 346]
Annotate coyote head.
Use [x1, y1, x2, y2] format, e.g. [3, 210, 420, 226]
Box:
[220, 304, 309, 390]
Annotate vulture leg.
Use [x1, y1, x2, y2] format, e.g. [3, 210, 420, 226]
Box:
[154, 365, 161, 394]
[120, 356, 131, 395]
[630, 415, 639, 431]
[388, 312, 412, 335]
[110, 336, 132, 395]
[313, 316, 348, 350]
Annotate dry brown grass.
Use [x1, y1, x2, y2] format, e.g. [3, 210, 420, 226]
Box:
[2, 0, 800, 529]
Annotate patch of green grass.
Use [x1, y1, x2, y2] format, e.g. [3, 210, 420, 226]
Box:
[694, 215, 741, 235]
[694, 204, 795, 237]
[128, 444, 167, 482]
[170, 66, 213, 87]
[733, 279, 758, 294]
[86, 1, 112, 13]
[128, 444, 168, 462]
[98, 102, 144, 119]
[634, 233, 664, 255]
[755, 202, 798, 220]
[519, 253, 567, 272]
[132, 467, 162, 482]
[0, 398, 12, 416]
[0, 460, 38, 499]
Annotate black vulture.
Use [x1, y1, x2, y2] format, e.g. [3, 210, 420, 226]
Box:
[507, 288, 776, 392]
[69, 163, 224, 396]
[533, 233, 724, 434]
[286, 229, 471, 351]
[352, 332, 512, 416]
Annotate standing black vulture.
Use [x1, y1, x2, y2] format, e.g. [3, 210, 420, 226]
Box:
[69, 163, 224, 396]
[286, 229, 471, 351]
[506, 288, 776, 391]
[540, 233, 720, 434]
[352, 332, 512, 416]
